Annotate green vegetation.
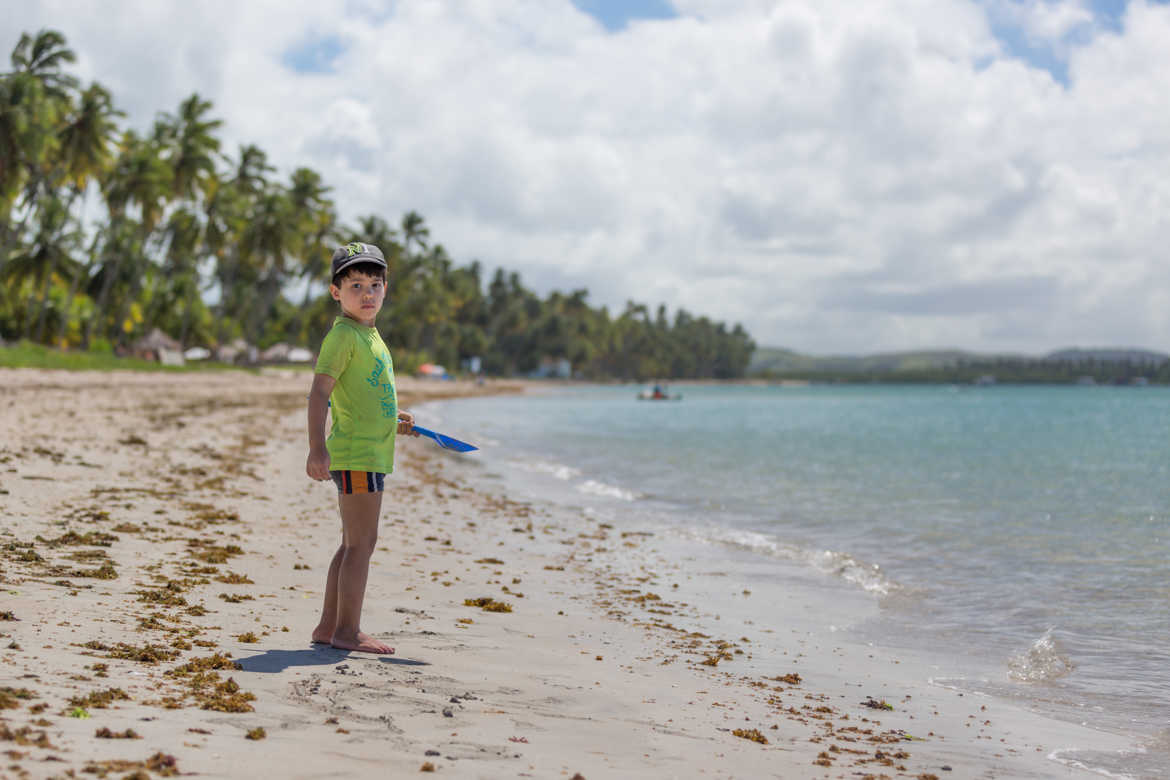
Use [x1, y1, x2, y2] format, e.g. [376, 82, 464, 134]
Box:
[749, 346, 1170, 385]
[1, 29, 754, 381]
[0, 339, 240, 371]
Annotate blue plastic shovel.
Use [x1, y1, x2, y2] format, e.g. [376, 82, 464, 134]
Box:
[412, 425, 478, 453]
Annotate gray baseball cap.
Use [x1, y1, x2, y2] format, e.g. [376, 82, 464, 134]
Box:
[331, 242, 387, 279]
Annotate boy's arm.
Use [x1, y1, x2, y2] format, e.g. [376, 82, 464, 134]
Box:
[306, 373, 337, 480]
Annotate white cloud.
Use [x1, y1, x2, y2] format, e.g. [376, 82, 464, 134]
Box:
[4, 0, 1170, 354]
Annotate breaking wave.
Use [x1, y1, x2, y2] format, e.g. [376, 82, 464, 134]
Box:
[686, 527, 900, 596]
[1008, 628, 1075, 682]
[511, 459, 581, 481]
[576, 479, 640, 501]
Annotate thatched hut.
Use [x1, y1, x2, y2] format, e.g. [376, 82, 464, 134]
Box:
[132, 328, 184, 365]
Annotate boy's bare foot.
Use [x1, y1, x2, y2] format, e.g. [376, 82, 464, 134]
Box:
[310, 627, 333, 644]
[330, 631, 394, 654]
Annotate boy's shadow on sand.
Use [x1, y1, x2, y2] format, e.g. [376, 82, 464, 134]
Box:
[236, 645, 429, 674]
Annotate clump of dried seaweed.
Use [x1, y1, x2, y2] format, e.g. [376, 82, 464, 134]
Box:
[463, 597, 513, 613]
[37, 530, 118, 547]
[80, 640, 180, 664]
[861, 697, 894, 711]
[95, 727, 141, 739]
[83, 752, 178, 778]
[187, 540, 244, 564]
[68, 562, 119, 579]
[68, 687, 131, 710]
[732, 728, 769, 745]
[0, 687, 36, 710]
[163, 654, 256, 711]
[167, 653, 240, 675]
[218, 592, 254, 603]
[0, 723, 55, 748]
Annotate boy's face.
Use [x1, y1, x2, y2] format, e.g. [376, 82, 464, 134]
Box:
[331, 271, 386, 326]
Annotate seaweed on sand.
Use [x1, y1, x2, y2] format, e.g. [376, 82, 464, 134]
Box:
[83, 752, 178, 778]
[95, 727, 142, 739]
[732, 728, 769, 745]
[68, 561, 118, 579]
[136, 585, 187, 607]
[164, 654, 256, 712]
[187, 539, 244, 564]
[167, 653, 241, 676]
[218, 592, 254, 603]
[0, 724, 55, 748]
[68, 687, 131, 709]
[80, 640, 180, 664]
[463, 597, 513, 613]
[0, 687, 36, 709]
[37, 530, 118, 547]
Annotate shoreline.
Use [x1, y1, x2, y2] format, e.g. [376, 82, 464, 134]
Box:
[0, 369, 1136, 778]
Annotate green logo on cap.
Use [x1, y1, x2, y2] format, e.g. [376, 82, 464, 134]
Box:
[344, 242, 364, 257]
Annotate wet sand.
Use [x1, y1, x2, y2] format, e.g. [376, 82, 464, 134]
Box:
[0, 368, 1131, 778]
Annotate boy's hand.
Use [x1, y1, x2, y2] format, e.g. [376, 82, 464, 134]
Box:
[306, 447, 331, 481]
[397, 410, 419, 436]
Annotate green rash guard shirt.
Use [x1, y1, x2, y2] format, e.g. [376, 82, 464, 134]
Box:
[314, 316, 398, 473]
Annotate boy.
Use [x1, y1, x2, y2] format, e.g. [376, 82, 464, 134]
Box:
[306, 241, 417, 654]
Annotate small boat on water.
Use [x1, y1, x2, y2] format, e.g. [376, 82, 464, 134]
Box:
[636, 384, 682, 401]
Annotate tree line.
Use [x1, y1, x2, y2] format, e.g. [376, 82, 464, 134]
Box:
[0, 29, 755, 380]
[753, 357, 1170, 384]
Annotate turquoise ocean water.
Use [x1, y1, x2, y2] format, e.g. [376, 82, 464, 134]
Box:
[421, 383, 1170, 777]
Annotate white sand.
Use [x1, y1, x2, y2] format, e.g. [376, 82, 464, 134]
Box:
[0, 368, 1134, 779]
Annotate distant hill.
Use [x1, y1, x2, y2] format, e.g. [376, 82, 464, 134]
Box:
[748, 347, 1015, 375]
[1041, 348, 1169, 366]
[748, 346, 1170, 381]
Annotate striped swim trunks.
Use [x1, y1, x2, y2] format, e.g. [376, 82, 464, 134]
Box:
[329, 470, 386, 494]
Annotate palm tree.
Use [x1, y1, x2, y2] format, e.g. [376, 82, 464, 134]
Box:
[207, 144, 275, 341]
[160, 93, 221, 203]
[290, 167, 336, 293]
[87, 129, 172, 344]
[54, 81, 122, 344]
[1, 194, 81, 341]
[0, 68, 42, 243]
[144, 94, 221, 346]
[231, 144, 274, 198]
[239, 186, 294, 344]
[10, 29, 78, 101]
[1, 30, 77, 274]
[350, 214, 399, 258]
[152, 206, 204, 345]
[57, 82, 120, 202]
[7, 30, 77, 233]
[400, 210, 429, 259]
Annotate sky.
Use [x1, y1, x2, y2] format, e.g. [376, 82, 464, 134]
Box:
[6, 0, 1170, 355]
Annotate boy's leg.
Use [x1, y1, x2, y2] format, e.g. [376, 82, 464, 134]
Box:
[311, 543, 344, 643]
[330, 489, 393, 654]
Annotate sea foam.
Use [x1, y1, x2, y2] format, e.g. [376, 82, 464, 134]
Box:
[687, 527, 899, 596]
[576, 479, 640, 501]
[513, 459, 581, 481]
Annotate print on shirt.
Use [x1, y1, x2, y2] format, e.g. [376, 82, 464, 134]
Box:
[365, 355, 396, 418]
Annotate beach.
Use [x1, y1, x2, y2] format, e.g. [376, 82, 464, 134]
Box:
[0, 370, 1136, 779]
